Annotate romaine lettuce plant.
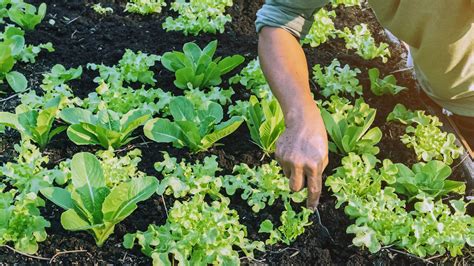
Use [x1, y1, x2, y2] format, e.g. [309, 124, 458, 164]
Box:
[124, 194, 264, 265]
[387, 104, 464, 165]
[7, 1, 46, 31]
[0, 189, 50, 254]
[59, 107, 151, 149]
[144, 96, 243, 152]
[320, 96, 382, 155]
[40, 152, 158, 247]
[312, 59, 362, 97]
[301, 9, 337, 47]
[162, 0, 233, 36]
[229, 58, 272, 100]
[154, 152, 222, 198]
[368, 68, 406, 96]
[259, 200, 313, 245]
[0, 99, 66, 149]
[393, 160, 465, 200]
[125, 0, 165, 15]
[222, 161, 307, 212]
[337, 24, 390, 63]
[161, 40, 244, 89]
[243, 95, 285, 155]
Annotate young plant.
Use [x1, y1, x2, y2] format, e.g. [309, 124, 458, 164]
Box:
[41, 64, 82, 91]
[7, 2, 46, 31]
[243, 95, 285, 155]
[0, 98, 66, 149]
[92, 3, 113, 15]
[84, 82, 172, 115]
[0, 140, 67, 195]
[337, 24, 391, 63]
[301, 9, 337, 47]
[259, 200, 313, 245]
[161, 40, 244, 89]
[144, 96, 243, 153]
[387, 104, 464, 165]
[326, 152, 474, 257]
[393, 160, 465, 200]
[88, 49, 160, 88]
[59, 107, 151, 149]
[162, 0, 233, 36]
[320, 96, 382, 155]
[312, 59, 362, 97]
[40, 152, 158, 247]
[0, 189, 50, 254]
[222, 161, 307, 212]
[183, 86, 234, 110]
[124, 194, 264, 265]
[229, 58, 272, 100]
[330, 0, 361, 7]
[368, 68, 406, 96]
[154, 152, 222, 198]
[125, 0, 165, 15]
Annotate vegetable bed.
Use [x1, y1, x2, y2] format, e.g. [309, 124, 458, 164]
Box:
[0, 0, 473, 264]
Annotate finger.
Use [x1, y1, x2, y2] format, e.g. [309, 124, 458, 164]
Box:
[289, 165, 305, 192]
[305, 165, 323, 211]
[275, 157, 291, 178]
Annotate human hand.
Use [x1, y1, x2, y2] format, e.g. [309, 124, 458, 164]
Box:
[275, 109, 329, 210]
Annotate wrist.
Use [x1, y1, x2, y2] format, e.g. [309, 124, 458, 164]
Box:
[284, 101, 322, 129]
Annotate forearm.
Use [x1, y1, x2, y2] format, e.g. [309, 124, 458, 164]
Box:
[258, 27, 320, 126]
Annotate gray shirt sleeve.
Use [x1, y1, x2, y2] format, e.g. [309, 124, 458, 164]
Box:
[255, 0, 330, 38]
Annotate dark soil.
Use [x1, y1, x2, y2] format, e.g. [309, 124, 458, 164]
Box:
[0, 0, 472, 265]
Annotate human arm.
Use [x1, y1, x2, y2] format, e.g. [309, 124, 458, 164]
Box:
[256, 1, 329, 209]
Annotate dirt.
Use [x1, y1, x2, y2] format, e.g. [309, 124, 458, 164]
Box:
[0, 0, 472, 265]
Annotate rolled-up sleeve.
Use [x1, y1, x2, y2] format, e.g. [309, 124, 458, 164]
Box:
[256, 0, 330, 38]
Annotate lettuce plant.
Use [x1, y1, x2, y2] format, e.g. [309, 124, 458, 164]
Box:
[40, 152, 158, 247]
[88, 49, 160, 88]
[326, 153, 474, 257]
[144, 96, 243, 152]
[154, 152, 222, 198]
[91, 3, 113, 15]
[125, 0, 165, 15]
[301, 9, 337, 47]
[124, 194, 264, 265]
[387, 104, 463, 165]
[163, 0, 233, 36]
[7, 1, 46, 31]
[161, 40, 244, 89]
[183, 86, 234, 110]
[59, 107, 151, 149]
[337, 24, 391, 63]
[242, 95, 285, 155]
[392, 160, 465, 200]
[312, 59, 362, 97]
[330, 0, 361, 7]
[0, 140, 66, 195]
[259, 200, 313, 245]
[84, 82, 172, 115]
[320, 96, 382, 155]
[368, 68, 406, 96]
[222, 161, 307, 212]
[41, 64, 82, 91]
[0, 98, 66, 149]
[229, 58, 272, 100]
[0, 26, 53, 92]
[0, 189, 50, 254]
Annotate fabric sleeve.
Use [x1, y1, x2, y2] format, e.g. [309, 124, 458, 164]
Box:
[255, 0, 330, 38]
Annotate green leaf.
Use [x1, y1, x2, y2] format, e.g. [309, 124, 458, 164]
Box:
[218, 55, 245, 75]
[40, 187, 74, 210]
[5, 71, 27, 92]
[201, 117, 243, 150]
[144, 118, 184, 146]
[102, 176, 158, 223]
[61, 209, 94, 231]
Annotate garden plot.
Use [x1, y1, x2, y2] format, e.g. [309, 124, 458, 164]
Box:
[0, 0, 472, 264]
